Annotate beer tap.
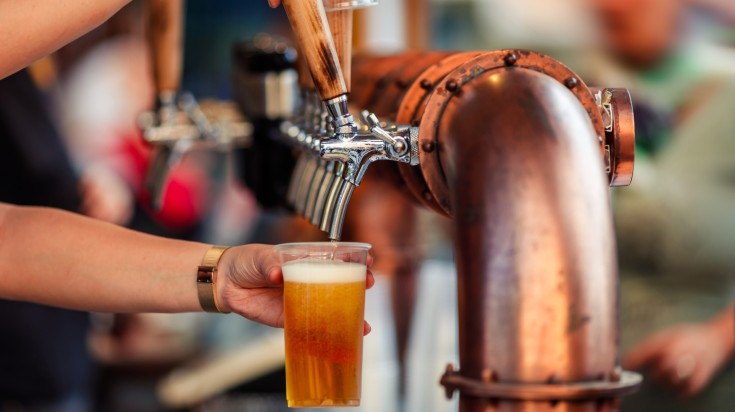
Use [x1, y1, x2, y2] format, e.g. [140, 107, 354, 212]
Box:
[303, 0, 356, 226]
[282, 0, 418, 240]
[141, 0, 186, 210]
[288, 57, 321, 216]
[140, 0, 250, 210]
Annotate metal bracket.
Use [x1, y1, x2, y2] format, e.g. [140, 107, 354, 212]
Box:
[440, 364, 642, 402]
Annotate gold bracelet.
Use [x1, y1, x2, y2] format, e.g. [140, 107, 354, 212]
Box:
[197, 245, 231, 313]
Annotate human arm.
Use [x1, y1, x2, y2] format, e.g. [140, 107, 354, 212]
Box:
[623, 303, 735, 397]
[0, 202, 285, 325]
[0, 203, 374, 329]
[0, 0, 132, 79]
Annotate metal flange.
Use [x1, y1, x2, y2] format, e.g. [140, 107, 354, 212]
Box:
[441, 365, 642, 402]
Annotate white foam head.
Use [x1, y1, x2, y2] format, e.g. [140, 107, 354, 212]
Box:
[282, 259, 366, 283]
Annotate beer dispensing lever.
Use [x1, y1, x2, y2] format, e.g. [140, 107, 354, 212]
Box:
[140, 0, 249, 210]
[282, 0, 418, 240]
[141, 0, 189, 210]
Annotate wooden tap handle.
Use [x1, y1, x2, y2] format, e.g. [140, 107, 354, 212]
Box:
[296, 54, 315, 90]
[326, 9, 353, 93]
[283, 0, 347, 101]
[146, 0, 184, 94]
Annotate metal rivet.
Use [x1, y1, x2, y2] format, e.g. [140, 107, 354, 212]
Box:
[610, 366, 622, 382]
[503, 52, 517, 66]
[421, 141, 435, 153]
[564, 77, 578, 89]
[420, 79, 432, 90]
[482, 369, 498, 383]
[446, 80, 459, 92]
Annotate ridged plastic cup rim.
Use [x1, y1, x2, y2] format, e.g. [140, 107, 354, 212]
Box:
[274, 242, 372, 252]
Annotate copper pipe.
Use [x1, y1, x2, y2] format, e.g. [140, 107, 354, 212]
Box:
[349, 51, 639, 411]
[440, 67, 617, 411]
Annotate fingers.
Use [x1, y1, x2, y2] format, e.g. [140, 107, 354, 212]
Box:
[366, 269, 375, 289]
[623, 334, 668, 371]
[684, 361, 712, 397]
[367, 249, 375, 267]
[267, 0, 281, 8]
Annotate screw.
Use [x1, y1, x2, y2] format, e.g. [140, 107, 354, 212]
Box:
[445, 79, 459, 92]
[503, 52, 517, 66]
[482, 369, 498, 383]
[420, 79, 433, 90]
[564, 77, 578, 89]
[421, 141, 435, 153]
[393, 140, 407, 154]
[610, 366, 622, 382]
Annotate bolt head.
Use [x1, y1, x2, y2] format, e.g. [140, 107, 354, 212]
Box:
[564, 77, 579, 89]
[421, 141, 435, 153]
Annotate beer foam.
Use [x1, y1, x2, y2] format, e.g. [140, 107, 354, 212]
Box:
[282, 259, 366, 283]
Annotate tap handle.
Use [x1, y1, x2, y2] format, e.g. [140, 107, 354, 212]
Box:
[146, 0, 184, 95]
[282, 0, 347, 101]
[296, 54, 316, 91]
[325, 8, 353, 92]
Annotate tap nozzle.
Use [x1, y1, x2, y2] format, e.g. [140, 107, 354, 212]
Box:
[325, 94, 358, 137]
[317, 114, 419, 239]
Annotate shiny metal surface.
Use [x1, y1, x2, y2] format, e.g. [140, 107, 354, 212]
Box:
[606, 89, 635, 186]
[441, 367, 642, 401]
[304, 161, 327, 221]
[311, 161, 337, 225]
[413, 50, 606, 217]
[437, 67, 623, 411]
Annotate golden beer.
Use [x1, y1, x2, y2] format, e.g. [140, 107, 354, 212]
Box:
[282, 259, 367, 408]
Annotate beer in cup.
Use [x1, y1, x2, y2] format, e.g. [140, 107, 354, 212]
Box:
[274, 242, 371, 408]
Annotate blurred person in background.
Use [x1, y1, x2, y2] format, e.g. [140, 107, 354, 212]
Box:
[582, 0, 735, 410]
[0, 4, 215, 408]
[0, 66, 97, 412]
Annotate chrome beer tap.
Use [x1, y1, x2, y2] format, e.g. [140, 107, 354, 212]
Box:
[303, 0, 358, 225]
[282, 0, 419, 239]
[320, 112, 419, 239]
[141, 0, 250, 209]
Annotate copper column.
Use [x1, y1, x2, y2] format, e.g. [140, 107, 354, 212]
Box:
[351, 50, 639, 411]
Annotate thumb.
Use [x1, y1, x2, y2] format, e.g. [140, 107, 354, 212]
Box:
[253, 245, 283, 286]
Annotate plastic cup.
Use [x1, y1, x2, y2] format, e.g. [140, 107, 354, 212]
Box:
[274, 242, 371, 408]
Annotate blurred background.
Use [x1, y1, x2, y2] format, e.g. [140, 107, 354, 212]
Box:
[1, 0, 734, 411]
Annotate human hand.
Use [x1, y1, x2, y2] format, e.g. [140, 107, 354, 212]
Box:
[268, 0, 281, 8]
[216, 244, 375, 333]
[623, 320, 734, 397]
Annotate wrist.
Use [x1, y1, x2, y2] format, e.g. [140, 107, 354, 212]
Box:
[196, 245, 231, 314]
